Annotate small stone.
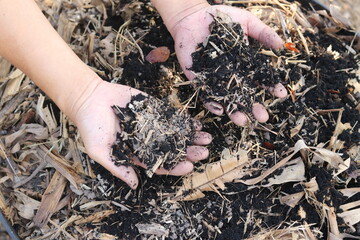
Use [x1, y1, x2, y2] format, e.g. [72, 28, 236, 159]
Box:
[145, 46, 170, 63]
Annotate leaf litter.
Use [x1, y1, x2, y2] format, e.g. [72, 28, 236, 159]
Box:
[0, 0, 360, 239]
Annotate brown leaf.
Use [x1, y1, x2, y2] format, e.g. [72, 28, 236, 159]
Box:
[145, 46, 170, 63]
[175, 146, 250, 201]
[262, 157, 306, 187]
[280, 192, 305, 208]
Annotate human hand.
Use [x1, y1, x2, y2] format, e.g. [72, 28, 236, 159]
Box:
[168, 4, 287, 126]
[72, 80, 211, 189]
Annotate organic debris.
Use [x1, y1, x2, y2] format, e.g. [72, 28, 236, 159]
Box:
[191, 13, 282, 117]
[112, 94, 195, 177]
[0, 0, 359, 239]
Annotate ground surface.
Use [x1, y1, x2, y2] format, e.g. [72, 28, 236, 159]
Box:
[0, 0, 360, 240]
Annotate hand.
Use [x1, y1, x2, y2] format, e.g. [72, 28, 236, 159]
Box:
[169, 4, 287, 126]
[72, 80, 211, 189]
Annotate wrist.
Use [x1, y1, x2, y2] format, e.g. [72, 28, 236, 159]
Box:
[151, 0, 210, 36]
[58, 72, 103, 123]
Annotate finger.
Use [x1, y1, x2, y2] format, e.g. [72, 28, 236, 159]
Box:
[252, 103, 269, 123]
[155, 161, 194, 176]
[96, 155, 139, 189]
[134, 157, 195, 176]
[228, 111, 248, 126]
[187, 146, 209, 162]
[222, 7, 283, 49]
[244, 12, 283, 49]
[193, 131, 212, 145]
[268, 83, 287, 98]
[203, 101, 224, 115]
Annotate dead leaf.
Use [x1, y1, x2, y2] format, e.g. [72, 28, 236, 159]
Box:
[338, 208, 360, 226]
[36, 94, 57, 133]
[262, 157, 306, 187]
[135, 223, 169, 237]
[304, 177, 319, 193]
[280, 191, 305, 208]
[0, 69, 25, 106]
[37, 146, 84, 189]
[290, 115, 305, 138]
[13, 190, 41, 220]
[312, 147, 345, 169]
[240, 140, 309, 185]
[175, 145, 250, 201]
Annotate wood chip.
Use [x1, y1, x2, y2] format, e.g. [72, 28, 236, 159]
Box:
[33, 171, 67, 227]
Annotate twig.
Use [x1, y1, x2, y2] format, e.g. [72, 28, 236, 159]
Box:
[13, 160, 47, 188]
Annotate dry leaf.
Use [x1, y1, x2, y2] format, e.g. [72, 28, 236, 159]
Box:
[145, 46, 170, 63]
[312, 147, 344, 169]
[0, 69, 25, 106]
[135, 223, 169, 237]
[13, 190, 40, 220]
[246, 223, 321, 240]
[36, 94, 57, 133]
[339, 188, 360, 198]
[240, 140, 309, 185]
[37, 145, 84, 189]
[334, 158, 351, 176]
[338, 208, 360, 226]
[340, 199, 360, 211]
[262, 157, 306, 187]
[280, 191, 305, 208]
[175, 146, 250, 201]
[0, 57, 11, 78]
[290, 115, 305, 138]
[304, 177, 319, 193]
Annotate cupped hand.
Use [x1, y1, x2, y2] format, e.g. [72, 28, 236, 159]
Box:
[72, 80, 211, 189]
[170, 4, 287, 126]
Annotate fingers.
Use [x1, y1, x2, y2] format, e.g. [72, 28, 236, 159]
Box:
[154, 146, 209, 175]
[243, 11, 283, 49]
[193, 131, 212, 145]
[93, 151, 139, 189]
[187, 145, 209, 161]
[155, 161, 194, 176]
[252, 103, 269, 123]
[229, 111, 248, 126]
[268, 83, 287, 98]
[228, 103, 268, 126]
[212, 6, 283, 49]
[133, 145, 209, 176]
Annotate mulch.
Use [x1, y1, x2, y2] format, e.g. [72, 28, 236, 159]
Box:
[0, 0, 359, 239]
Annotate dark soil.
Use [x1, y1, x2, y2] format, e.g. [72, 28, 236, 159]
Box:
[190, 14, 281, 117]
[89, 1, 360, 239]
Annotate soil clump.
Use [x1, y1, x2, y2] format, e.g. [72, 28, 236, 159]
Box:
[191, 14, 282, 118]
[112, 94, 195, 176]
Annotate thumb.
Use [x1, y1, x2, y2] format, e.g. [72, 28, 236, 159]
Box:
[221, 6, 283, 49]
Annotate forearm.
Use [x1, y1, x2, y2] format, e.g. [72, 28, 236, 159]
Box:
[0, 0, 101, 121]
[150, 0, 209, 35]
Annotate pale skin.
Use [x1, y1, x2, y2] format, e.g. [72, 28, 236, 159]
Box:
[0, 0, 286, 189]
